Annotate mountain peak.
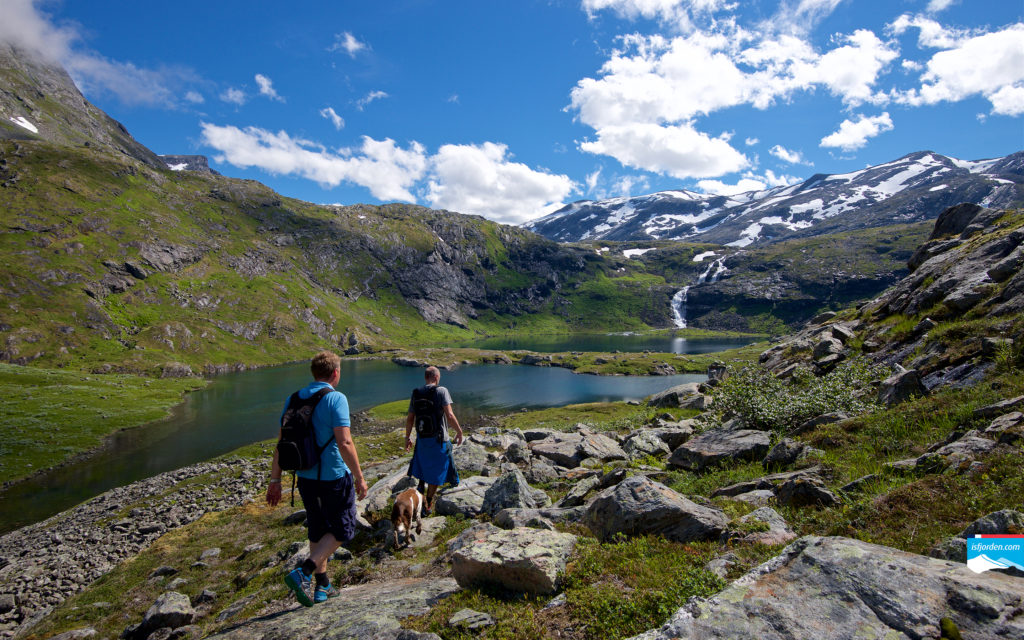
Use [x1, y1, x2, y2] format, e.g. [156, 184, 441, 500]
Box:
[526, 150, 1023, 246]
[0, 43, 162, 167]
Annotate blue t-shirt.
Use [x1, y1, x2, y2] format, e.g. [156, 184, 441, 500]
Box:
[280, 381, 351, 481]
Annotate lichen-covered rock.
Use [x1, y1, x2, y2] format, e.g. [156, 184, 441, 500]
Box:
[205, 578, 460, 639]
[138, 592, 194, 637]
[448, 609, 495, 631]
[434, 476, 497, 517]
[627, 536, 1024, 640]
[492, 506, 586, 530]
[728, 507, 796, 546]
[623, 431, 672, 459]
[916, 432, 997, 471]
[557, 475, 600, 508]
[647, 382, 702, 408]
[530, 430, 625, 468]
[668, 428, 772, 472]
[452, 441, 491, 473]
[481, 469, 550, 515]
[451, 528, 577, 596]
[585, 475, 727, 543]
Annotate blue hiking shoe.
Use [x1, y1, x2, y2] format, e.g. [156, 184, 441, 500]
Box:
[284, 568, 313, 607]
[314, 583, 340, 603]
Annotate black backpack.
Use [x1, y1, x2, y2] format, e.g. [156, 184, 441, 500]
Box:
[277, 388, 333, 503]
[412, 385, 445, 441]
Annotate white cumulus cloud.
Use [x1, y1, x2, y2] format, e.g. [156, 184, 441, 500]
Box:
[770, 144, 811, 165]
[255, 73, 284, 102]
[220, 87, 246, 105]
[895, 24, 1024, 116]
[820, 112, 894, 151]
[199, 123, 427, 202]
[0, 0, 201, 108]
[426, 142, 577, 225]
[356, 90, 389, 111]
[329, 32, 366, 57]
[184, 90, 205, 104]
[569, 23, 897, 180]
[579, 122, 749, 179]
[697, 177, 767, 195]
[319, 107, 345, 130]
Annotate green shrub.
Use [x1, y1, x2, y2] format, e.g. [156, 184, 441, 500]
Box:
[714, 357, 889, 431]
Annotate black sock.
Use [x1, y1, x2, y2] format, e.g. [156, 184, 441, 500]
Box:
[417, 478, 425, 493]
[314, 572, 329, 587]
[301, 559, 316, 576]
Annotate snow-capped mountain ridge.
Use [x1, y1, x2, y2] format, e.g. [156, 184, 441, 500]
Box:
[526, 151, 1024, 246]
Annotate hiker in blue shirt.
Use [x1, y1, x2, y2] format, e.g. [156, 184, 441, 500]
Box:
[405, 366, 464, 514]
[267, 351, 367, 607]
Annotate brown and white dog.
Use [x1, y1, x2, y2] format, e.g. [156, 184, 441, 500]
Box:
[390, 487, 424, 548]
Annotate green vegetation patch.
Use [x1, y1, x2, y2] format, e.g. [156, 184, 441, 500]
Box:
[0, 364, 205, 483]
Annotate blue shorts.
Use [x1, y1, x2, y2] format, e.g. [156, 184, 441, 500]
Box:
[297, 474, 356, 544]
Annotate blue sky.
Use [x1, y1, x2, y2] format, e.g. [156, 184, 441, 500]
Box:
[3, 0, 1022, 224]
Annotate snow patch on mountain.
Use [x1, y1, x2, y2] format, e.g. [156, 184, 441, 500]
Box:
[9, 116, 37, 133]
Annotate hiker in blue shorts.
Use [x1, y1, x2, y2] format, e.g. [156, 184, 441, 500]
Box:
[405, 366, 464, 514]
[267, 351, 368, 607]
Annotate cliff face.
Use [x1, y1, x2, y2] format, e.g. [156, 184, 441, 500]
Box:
[0, 44, 163, 168]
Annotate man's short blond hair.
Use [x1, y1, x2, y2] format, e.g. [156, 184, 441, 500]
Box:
[424, 366, 440, 382]
[311, 351, 341, 381]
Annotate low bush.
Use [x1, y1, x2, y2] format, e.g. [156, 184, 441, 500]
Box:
[713, 357, 889, 431]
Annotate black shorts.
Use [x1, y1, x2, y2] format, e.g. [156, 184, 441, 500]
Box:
[297, 474, 357, 544]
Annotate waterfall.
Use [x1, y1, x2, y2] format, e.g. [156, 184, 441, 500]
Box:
[671, 258, 728, 329]
[671, 286, 689, 328]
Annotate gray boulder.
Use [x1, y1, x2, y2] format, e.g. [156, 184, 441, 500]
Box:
[762, 438, 806, 469]
[481, 469, 551, 516]
[531, 430, 626, 468]
[492, 506, 586, 530]
[448, 609, 495, 631]
[985, 412, 1024, 444]
[774, 476, 839, 508]
[434, 476, 497, 517]
[710, 467, 821, 498]
[668, 428, 772, 472]
[524, 458, 561, 483]
[205, 578, 460, 639]
[727, 507, 796, 546]
[557, 475, 600, 508]
[623, 431, 672, 459]
[647, 425, 695, 450]
[584, 475, 728, 543]
[916, 431, 997, 471]
[973, 394, 1024, 419]
[626, 536, 1024, 640]
[877, 368, 927, 406]
[730, 490, 775, 507]
[451, 527, 577, 596]
[452, 442, 491, 473]
[358, 469, 409, 516]
[647, 382, 702, 408]
[504, 440, 530, 463]
[140, 592, 194, 637]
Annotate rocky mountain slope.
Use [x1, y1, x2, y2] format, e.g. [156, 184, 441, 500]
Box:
[5, 203, 1024, 639]
[527, 151, 1024, 246]
[0, 44, 162, 169]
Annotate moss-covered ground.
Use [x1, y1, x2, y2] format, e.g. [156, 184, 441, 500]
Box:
[0, 363, 204, 483]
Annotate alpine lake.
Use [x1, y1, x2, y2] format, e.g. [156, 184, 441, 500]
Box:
[0, 334, 755, 533]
